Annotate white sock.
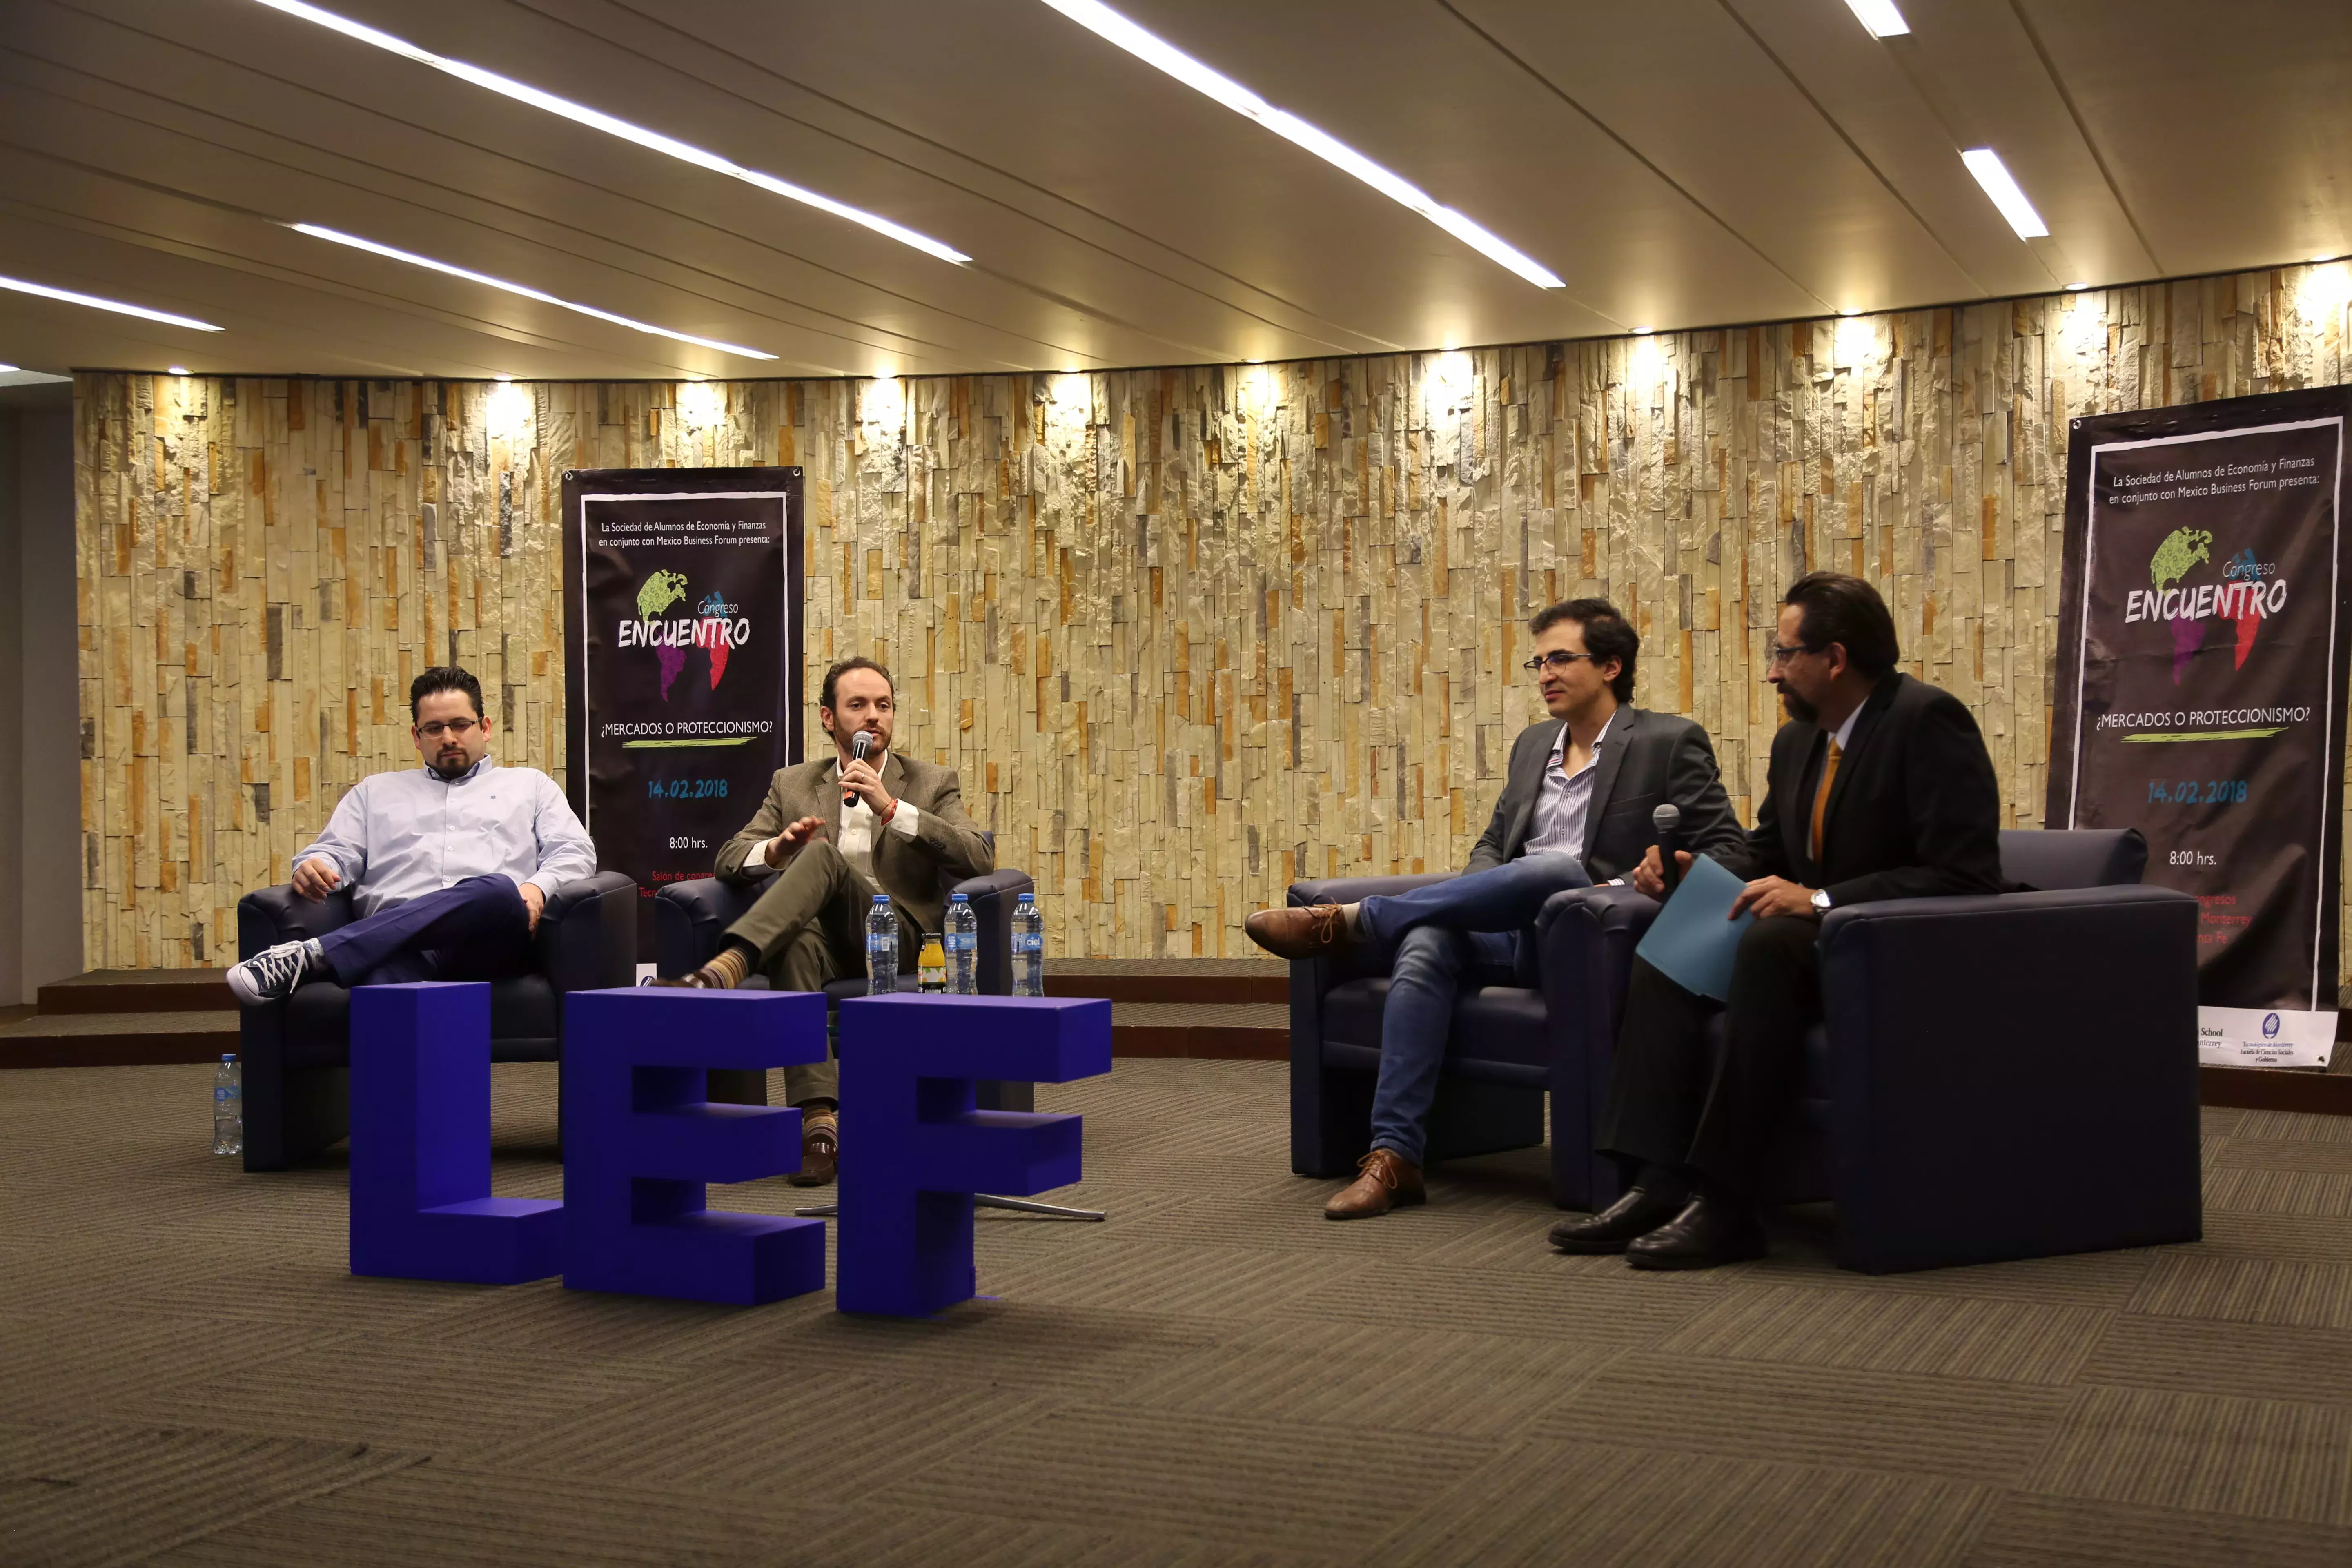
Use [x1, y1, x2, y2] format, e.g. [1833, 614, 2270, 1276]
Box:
[1339, 902, 1363, 936]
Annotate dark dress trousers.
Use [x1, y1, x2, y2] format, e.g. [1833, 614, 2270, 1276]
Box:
[1598, 671, 2005, 1192]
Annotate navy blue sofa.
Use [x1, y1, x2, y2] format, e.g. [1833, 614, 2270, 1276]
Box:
[1287, 828, 2203, 1272]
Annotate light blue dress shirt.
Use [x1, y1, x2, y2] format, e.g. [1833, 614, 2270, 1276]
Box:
[294, 757, 596, 918]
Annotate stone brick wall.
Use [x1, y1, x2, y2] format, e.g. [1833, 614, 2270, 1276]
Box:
[75, 265, 2352, 968]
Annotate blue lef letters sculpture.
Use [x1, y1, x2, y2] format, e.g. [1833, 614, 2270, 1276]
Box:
[561, 987, 831, 1306]
[349, 982, 564, 1285]
[346, 983, 1107, 1313]
[835, 994, 1112, 1316]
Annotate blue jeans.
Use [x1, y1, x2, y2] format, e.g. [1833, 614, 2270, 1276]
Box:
[316, 874, 535, 987]
[1359, 854, 1594, 1164]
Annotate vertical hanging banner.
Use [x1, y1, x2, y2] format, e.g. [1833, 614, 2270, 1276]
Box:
[563, 468, 803, 956]
[2050, 389, 2352, 1067]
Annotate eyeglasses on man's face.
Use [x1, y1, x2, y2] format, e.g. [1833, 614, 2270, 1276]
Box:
[1763, 641, 1821, 669]
[1522, 650, 1598, 675]
[416, 718, 482, 739]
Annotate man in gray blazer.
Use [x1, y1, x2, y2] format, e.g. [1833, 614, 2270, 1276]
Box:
[1245, 599, 1743, 1218]
[655, 655, 993, 1182]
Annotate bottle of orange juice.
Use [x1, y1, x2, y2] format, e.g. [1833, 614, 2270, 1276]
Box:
[918, 934, 947, 993]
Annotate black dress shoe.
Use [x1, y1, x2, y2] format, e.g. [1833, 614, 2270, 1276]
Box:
[1548, 1183, 1691, 1254]
[1624, 1194, 1767, 1271]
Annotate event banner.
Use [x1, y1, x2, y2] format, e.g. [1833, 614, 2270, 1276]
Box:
[562, 468, 803, 956]
[2049, 389, 2352, 1067]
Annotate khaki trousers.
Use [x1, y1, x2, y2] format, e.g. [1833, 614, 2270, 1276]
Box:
[704, 840, 909, 1109]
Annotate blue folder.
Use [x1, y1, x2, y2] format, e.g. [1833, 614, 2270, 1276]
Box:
[1632, 853, 1755, 1001]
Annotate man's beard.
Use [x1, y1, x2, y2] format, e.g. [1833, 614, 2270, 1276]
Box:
[432, 751, 472, 779]
[1779, 688, 1820, 725]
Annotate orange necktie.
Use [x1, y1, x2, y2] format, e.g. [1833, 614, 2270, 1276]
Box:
[1809, 739, 1842, 863]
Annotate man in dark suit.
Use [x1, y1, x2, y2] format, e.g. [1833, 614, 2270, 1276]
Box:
[1553, 571, 2004, 1267]
[654, 655, 994, 1183]
[1245, 599, 1744, 1218]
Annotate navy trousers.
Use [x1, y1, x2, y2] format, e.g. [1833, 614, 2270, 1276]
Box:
[1355, 854, 1595, 1164]
[316, 874, 535, 987]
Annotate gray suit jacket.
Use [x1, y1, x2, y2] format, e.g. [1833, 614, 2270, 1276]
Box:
[714, 750, 994, 935]
[1465, 706, 1744, 882]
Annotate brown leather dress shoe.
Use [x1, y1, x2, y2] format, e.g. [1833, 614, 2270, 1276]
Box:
[644, 975, 712, 988]
[1245, 903, 1355, 960]
[1324, 1149, 1425, 1219]
[791, 1110, 839, 1187]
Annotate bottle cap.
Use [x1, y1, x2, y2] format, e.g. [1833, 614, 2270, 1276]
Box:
[221, 1053, 235, 1063]
[1017, 892, 1034, 902]
[950, 893, 969, 903]
[872, 893, 889, 903]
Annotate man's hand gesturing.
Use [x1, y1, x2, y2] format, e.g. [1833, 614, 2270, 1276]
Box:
[291, 857, 342, 901]
[839, 757, 895, 821]
[765, 816, 827, 868]
[1630, 846, 1694, 899]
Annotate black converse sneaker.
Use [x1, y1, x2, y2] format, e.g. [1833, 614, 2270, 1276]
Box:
[227, 940, 321, 1005]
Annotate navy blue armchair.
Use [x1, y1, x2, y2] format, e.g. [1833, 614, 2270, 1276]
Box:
[1290, 829, 2203, 1272]
[235, 870, 637, 1170]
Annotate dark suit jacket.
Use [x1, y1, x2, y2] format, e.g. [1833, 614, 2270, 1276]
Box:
[1729, 671, 2004, 906]
[1466, 706, 1744, 882]
[714, 750, 994, 935]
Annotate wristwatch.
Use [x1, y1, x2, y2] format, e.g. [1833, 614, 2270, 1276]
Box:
[1810, 888, 1832, 915]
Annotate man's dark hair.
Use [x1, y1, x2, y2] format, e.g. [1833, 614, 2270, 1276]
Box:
[1529, 598, 1639, 703]
[409, 666, 484, 722]
[820, 656, 895, 711]
[1785, 572, 1900, 678]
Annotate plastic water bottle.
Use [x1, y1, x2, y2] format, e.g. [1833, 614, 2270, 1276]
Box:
[212, 1053, 242, 1156]
[944, 893, 978, 995]
[1013, 893, 1045, 997]
[865, 894, 899, 996]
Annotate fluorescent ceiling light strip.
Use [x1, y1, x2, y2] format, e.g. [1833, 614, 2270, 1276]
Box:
[1038, 0, 1563, 289]
[1960, 148, 2049, 239]
[249, 0, 969, 265]
[0, 274, 221, 330]
[292, 224, 776, 359]
[1841, 0, 1911, 39]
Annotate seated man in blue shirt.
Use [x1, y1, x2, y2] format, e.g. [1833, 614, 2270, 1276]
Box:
[1244, 599, 1745, 1218]
[227, 666, 597, 1004]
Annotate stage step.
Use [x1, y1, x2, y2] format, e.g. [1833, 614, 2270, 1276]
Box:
[1110, 1002, 1287, 1060]
[1047, 958, 1284, 1006]
[37, 968, 233, 1015]
[0, 1009, 239, 1068]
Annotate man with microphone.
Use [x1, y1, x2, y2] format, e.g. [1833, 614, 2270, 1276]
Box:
[1243, 599, 1744, 1219]
[654, 656, 994, 1184]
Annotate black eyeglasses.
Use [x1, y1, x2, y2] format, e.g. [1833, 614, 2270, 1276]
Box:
[1522, 650, 1597, 674]
[1764, 641, 1821, 668]
[417, 719, 482, 739]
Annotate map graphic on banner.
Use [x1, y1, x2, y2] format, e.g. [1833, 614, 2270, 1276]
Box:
[562, 469, 804, 956]
[2049, 391, 2352, 1068]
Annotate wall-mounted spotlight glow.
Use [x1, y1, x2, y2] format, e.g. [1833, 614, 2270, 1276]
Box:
[167, 366, 189, 374]
[1038, 0, 1563, 289]
[2066, 281, 2091, 291]
[249, 0, 969, 265]
[0, 274, 221, 331]
[1840, 0, 1911, 39]
[486, 380, 535, 437]
[291, 223, 775, 360]
[1630, 325, 1655, 335]
[1960, 149, 2049, 239]
[0, 364, 18, 373]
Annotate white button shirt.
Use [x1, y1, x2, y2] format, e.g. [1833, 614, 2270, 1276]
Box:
[295, 757, 597, 918]
[1520, 710, 1615, 865]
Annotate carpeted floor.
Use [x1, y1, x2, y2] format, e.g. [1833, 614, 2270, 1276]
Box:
[3, 1060, 2351, 1567]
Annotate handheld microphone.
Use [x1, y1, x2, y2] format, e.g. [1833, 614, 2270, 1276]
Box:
[846, 730, 872, 807]
[1652, 803, 1682, 896]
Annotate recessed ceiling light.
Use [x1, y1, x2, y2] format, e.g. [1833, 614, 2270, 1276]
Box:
[2066, 281, 2091, 291]
[292, 223, 776, 360]
[1038, 0, 1563, 289]
[167, 365, 189, 374]
[493, 373, 513, 382]
[1840, 0, 1911, 38]
[1838, 308, 1862, 317]
[0, 274, 221, 331]
[1630, 325, 1654, 335]
[1960, 149, 2049, 239]
[2314, 253, 2341, 264]
[249, 0, 969, 265]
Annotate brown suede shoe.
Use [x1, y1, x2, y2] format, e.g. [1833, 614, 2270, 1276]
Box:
[1324, 1149, 1425, 1220]
[791, 1111, 839, 1187]
[1245, 903, 1355, 960]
